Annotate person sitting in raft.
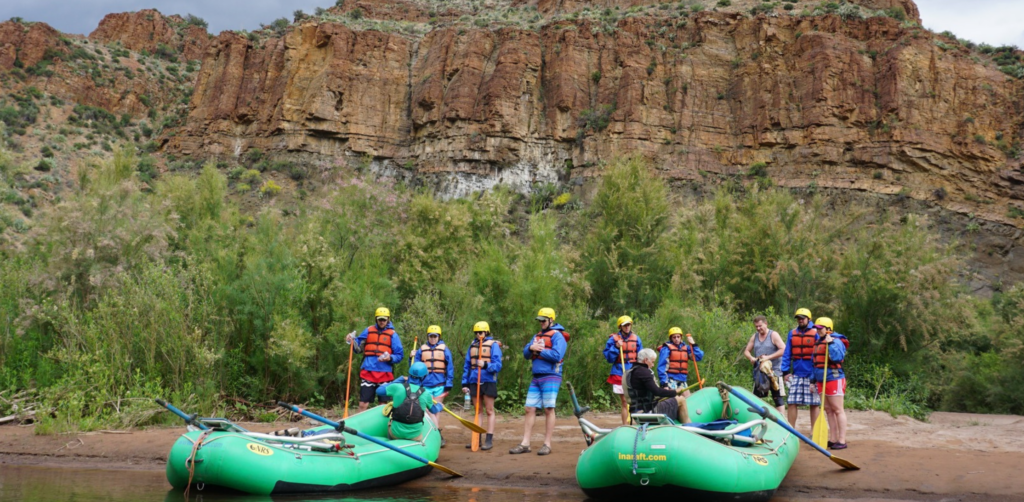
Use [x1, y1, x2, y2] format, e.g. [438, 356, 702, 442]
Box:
[656, 328, 703, 397]
[461, 321, 503, 451]
[375, 362, 444, 441]
[810, 317, 850, 450]
[604, 316, 643, 426]
[346, 307, 405, 412]
[624, 348, 690, 424]
[413, 325, 453, 446]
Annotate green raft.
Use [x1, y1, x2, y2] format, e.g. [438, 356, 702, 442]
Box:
[574, 385, 798, 501]
[166, 405, 440, 495]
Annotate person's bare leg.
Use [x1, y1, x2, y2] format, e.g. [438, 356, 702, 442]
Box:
[675, 396, 689, 423]
[787, 404, 798, 427]
[619, 393, 629, 425]
[358, 401, 369, 412]
[543, 407, 556, 447]
[520, 406, 536, 446]
[831, 395, 847, 444]
[824, 397, 838, 443]
[809, 405, 820, 431]
[485, 396, 497, 434]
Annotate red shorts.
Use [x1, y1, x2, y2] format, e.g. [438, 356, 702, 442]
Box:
[606, 375, 622, 385]
[815, 378, 846, 396]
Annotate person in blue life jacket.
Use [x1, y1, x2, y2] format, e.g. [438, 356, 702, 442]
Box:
[375, 362, 444, 441]
[604, 316, 643, 425]
[657, 328, 704, 397]
[345, 307, 405, 412]
[810, 317, 850, 450]
[510, 307, 568, 456]
[412, 325, 453, 447]
[779, 307, 820, 429]
[461, 321, 503, 451]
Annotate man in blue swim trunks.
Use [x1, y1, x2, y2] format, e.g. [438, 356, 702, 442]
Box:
[509, 308, 568, 456]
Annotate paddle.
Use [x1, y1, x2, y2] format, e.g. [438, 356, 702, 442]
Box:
[277, 401, 462, 477]
[619, 338, 631, 425]
[344, 340, 354, 419]
[438, 403, 487, 434]
[812, 343, 830, 446]
[471, 334, 483, 452]
[716, 382, 859, 470]
[687, 334, 704, 390]
[156, 399, 208, 430]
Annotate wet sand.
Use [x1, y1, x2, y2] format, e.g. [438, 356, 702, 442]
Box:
[1, 409, 1021, 500]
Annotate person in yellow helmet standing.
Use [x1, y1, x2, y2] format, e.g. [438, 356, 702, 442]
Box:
[413, 325, 453, 446]
[461, 321, 503, 450]
[604, 315, 643, 425]
[346, 307, 405, 412]
[779, 308, 820, 429]
[812, 317, 850, 449]
[510, 308, 569, 456]
[657, 328, 703, 397]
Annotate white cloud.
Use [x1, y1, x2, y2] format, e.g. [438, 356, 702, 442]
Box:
[917, 0, 1024, 48]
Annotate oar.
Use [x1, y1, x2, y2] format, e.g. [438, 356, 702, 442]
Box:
[155, 399, 208, 430]
[566, 382, 590, 418]
[812, 343, 830, 446]
[438, 403, 487, 434]
[278, 401, 462, 477]
[676, 379, 704, 394]
[687, 335, 704, 390]
[344, 333, 355, 419]
[471, 335, 483, 451]
[716, 382, 859, 470]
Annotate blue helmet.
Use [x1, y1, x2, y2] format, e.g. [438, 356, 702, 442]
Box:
[409, 362, 428, 379]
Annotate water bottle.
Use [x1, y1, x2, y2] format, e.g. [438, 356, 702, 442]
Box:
[464, 392, 471, 411]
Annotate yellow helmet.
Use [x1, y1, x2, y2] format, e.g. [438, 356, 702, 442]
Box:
[536, 307, 556, 321]
[815, 317, 834, 330]
[617, 315, 633, 327]
[375, 307, 391, 319]
[427, 325, 442, 335]
[473, 321, 490, 333]
[668, 327, 683, 336]
[794, 308, 812, 319]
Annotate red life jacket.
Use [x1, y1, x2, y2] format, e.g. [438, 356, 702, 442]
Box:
[789, 327, 817, 360]
[532, 328, 570, 361]
[364, 326, 395, 357]
[420, 343, 446, 374]
[813, 336, 849, 370]
[469, 339, 494, 366]
[660, 342, 689, 375]
[611, 333, 639, 364]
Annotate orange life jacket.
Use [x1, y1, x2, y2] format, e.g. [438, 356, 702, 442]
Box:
[532, 328, 570, 361]
[813, 336, 849, 370]
[364, 326, 395, 357]
[661, 342, 689, 375]
[611, 333, 639, 364]
[469, 339, 494, 366]
[420, 343, 446, 374]
[789, 327, 817, 360]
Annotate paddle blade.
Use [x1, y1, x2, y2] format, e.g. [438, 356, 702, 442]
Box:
[829, 454, 860, 470]
[812, 409, 829, 446]
[429, 461, 463, 477]
[445, 407, 487, 434]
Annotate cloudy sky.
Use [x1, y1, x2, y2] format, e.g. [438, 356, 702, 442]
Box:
[2, 0, 1023, 48]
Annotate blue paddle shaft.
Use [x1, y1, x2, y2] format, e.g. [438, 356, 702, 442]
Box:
[155, 399, 208, 430]
[723, 383, 831, 457]
[278, 402, 432, 466]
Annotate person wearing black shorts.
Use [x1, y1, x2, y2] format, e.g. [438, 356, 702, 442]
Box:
[743, 315, 786, 414]
[461, 322, 503, 451]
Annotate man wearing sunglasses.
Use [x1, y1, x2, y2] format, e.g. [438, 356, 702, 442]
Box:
[780, 308, 821, 429]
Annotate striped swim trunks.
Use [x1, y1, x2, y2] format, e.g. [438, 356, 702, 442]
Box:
[525, 375, 562, 409]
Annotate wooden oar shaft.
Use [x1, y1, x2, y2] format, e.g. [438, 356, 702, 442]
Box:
[472, 337, 483, 451]
[687, 337, 703, 390]
[344, 341, 354, 419]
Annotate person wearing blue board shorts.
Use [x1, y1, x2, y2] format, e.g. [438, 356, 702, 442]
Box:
[510, 307, 568, 456]
[412, 325, 453, 447]
[780, 307, 821, 430]
[656, 327, 703, 397]
[461, 321, 503, 451]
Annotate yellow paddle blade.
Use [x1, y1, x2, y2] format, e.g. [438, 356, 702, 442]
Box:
[829, 454, 860, 470]
[428, 461, 463, 477]
[442, 405, 487, 434]
[812, 408, 829, 446]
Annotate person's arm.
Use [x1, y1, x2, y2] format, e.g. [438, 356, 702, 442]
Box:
[603, 336, 619, 363]
[657, 346, 669, 383]
[767, 331, 786, 360]
[523, 338, 535, 359]
[354, 327, 369, 353]
[461, 348, 471, 386]
[487, 343, 503, 375]
[691, 344, 705, 362]
[828, 336, 847, 362]
[639, 368, 677, 398]
[389, 334, 404, 365]
[378, 381, 396, 399]
[539, 333, 566, 363]
[779, 333, 793, 374]
[444, 349, 454, 390]
[743, 335, 757, 363]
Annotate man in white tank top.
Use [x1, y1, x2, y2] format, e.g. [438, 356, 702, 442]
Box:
[743, 315, 786, 414]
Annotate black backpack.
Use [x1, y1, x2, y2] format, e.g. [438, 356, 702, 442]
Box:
[390, 382, 426, 425]
[752, 364, 772, 398]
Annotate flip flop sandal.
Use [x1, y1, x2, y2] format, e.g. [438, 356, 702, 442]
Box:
[537, 445, 552, 456]
[508, 444, 531, 454]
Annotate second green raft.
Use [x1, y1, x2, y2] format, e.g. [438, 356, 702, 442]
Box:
[575, 385, 799, 501]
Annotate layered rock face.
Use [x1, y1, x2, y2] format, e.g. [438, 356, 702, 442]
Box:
[89, 9, 212, 61]
[172, 2, 1023, 225]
